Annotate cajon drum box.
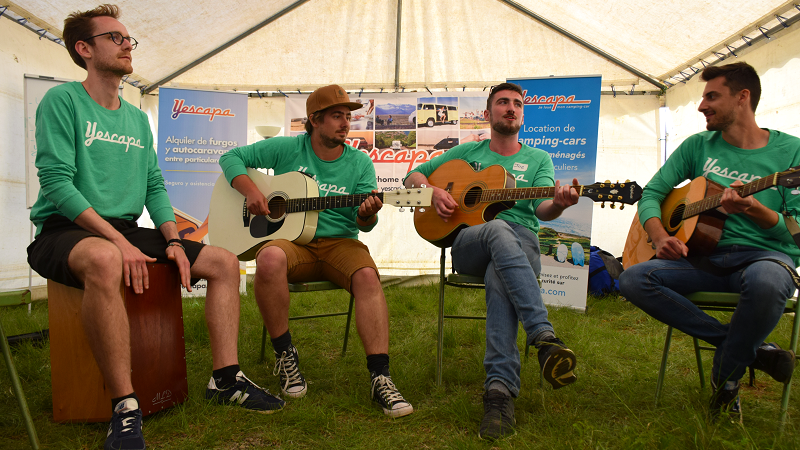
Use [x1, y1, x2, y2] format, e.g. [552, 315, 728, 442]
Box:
[48, 263, 188, 422]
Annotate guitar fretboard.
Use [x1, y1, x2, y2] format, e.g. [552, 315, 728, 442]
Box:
[478, 186, 584, 203]
[682, 175, 777, 219]
[287, 193, 384, 213]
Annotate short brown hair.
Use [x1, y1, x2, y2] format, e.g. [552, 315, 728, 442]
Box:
[63, 4, 120, 69]
[304, 107, 332, 135]
[487, 82, 524, 111]
[701, 62, 762, 112]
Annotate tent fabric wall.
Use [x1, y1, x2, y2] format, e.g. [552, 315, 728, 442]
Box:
[665, 23, 800, 160]
[0, 20, 86, 289]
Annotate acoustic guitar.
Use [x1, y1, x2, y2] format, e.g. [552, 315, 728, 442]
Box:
[209, 168, 433, 260]
[622, 166, 800, 268]
[412, 159, 642, 247]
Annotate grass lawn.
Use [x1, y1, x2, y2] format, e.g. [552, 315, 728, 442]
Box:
[1, 283, 798, 449]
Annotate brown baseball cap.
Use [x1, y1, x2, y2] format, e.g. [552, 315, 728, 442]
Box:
[306, 85, 363, 116]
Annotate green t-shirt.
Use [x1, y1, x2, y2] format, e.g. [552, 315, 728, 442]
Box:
[405, 140, 555, 234]
[637, 129, 800, 265]
[30, 82, 174, 236]
[219, 134, 378, 239]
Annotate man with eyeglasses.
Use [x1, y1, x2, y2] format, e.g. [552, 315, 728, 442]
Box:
[27, 5, 283, 450]
[404, 82, 580, 440]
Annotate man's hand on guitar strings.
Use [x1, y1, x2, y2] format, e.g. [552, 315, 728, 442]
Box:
[358, 189, 383, 219]
[553, 178, 581, 210]
[246, 191, 271, 216]
[721, 180, 756, 215]
[431, 186, 457, 222]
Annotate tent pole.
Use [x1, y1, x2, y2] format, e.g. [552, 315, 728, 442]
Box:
[394, 0, 403, 91]
[498, 0, 666, 91]
[143, 0, 310, 94]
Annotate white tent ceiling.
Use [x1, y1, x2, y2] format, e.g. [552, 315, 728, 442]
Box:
[6, 0, 800, 94]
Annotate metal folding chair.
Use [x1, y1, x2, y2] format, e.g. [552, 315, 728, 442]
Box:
[259, 281, 355, 362]
[655, 291, 799, 424]
[0, 289, 40, 449]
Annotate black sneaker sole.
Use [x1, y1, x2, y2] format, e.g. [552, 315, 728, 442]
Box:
[542, 348, 577, 389]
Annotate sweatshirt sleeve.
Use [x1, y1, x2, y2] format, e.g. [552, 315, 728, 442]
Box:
[143, 142, 176, 227]
[637, 137, 697, 226]
[34, 88, 93, 220]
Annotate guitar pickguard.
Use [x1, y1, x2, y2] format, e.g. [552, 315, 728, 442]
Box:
[249, 215, 285, 238]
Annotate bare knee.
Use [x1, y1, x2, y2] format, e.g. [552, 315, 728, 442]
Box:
[193, 246, 239, 283]
[255, 247, 288, 282]
[351, 267, 382, 294]
[71, 241, 122, 289]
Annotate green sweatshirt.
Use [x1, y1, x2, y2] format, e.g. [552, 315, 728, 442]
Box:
[219, 134, 378, 239]
[30, 82, 174, 236]
[638, 129, 800, 265]
[405, 140, 555, 234]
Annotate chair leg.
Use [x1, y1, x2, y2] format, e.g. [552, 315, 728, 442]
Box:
[692, 337, 705, 390]
[259, 325, 268, 363]
[780, 306, 800, 426]
[655, 326, 674, 407]
[436, 248, 446, 387]
[0, 319, 40, 449]
[342, 294, 355, 357]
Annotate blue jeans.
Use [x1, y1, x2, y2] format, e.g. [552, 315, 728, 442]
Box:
[451, 220, 554, 397]
[619, 245, 795, 382]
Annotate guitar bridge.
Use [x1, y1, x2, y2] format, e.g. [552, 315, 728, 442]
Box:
[242, 200, 250, 227]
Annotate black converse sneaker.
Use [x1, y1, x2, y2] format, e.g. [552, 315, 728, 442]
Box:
[206, 371, 285, 413]
[273, 345, 307, 398]
[479, 389, 516, 440]
[535, 336, 577, 389]
[105, 398, 145, 450]
[370, 369, 414, 418]
[751, 342, 796, 384]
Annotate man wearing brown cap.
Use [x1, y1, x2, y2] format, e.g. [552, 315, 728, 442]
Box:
[219, 85, 413, 418]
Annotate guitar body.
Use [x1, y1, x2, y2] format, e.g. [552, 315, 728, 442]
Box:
[622, 176, 727, 268]
[413, 159, 515, 248]
[208, 168, 319, 261]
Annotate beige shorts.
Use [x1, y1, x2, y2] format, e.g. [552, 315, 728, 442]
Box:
[256, 238, 379, 292]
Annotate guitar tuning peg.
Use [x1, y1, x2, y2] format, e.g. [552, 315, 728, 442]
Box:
[610, 203, 616, 209]
[399, 207, 405, 212]
[620, 204, 625, 210]
[625, 179, 630, 183]
[601, 202, 605, 208]
[409, 207, 414, 212]
[604, 179, 611, 183]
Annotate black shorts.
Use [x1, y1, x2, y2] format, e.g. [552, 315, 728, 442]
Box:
[27, 215, 205, 289]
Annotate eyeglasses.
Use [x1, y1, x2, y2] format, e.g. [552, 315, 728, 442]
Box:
[82, 31, 138, 50]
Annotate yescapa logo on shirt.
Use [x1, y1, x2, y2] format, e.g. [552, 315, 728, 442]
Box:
[84, 121, 144, 152]
[702, 158, 762, 185]
[297, 166, 351, 196]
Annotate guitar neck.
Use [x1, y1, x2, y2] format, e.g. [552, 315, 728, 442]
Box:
[480, 186, 585, 202]
[287, 192, 383, 213]
[684, 174, 779, 218]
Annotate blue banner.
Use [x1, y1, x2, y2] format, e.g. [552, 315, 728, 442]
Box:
[512, 75, 601, 310]
[158, 88, 247, 244]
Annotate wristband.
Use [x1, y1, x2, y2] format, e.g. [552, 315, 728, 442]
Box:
[167, 242, 186, 251]
[357, 212, 375, 222]
[167, 238, 183, 245]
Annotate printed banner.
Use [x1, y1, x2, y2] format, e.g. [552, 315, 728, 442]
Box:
[158, 87, 247, 295]
[513, 75, 602, 310]
[284, 92, 491, 191]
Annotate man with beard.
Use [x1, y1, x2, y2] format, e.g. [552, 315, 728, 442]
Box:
[620, 62, 799, 423]
[219, 85, 413, 418]
[404, 82, 580, 440]
[28, 5, 284, 450]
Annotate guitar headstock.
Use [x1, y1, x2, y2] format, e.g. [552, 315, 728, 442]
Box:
[581, 180, 642, 209]
[776, 165, 800, 188]
[384, 187, 433, 208]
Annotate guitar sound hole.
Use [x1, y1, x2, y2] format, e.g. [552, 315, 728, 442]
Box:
[463, 186, 483, 208]
[669, 204, 686, 229]
[268, 197, 287, 220]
